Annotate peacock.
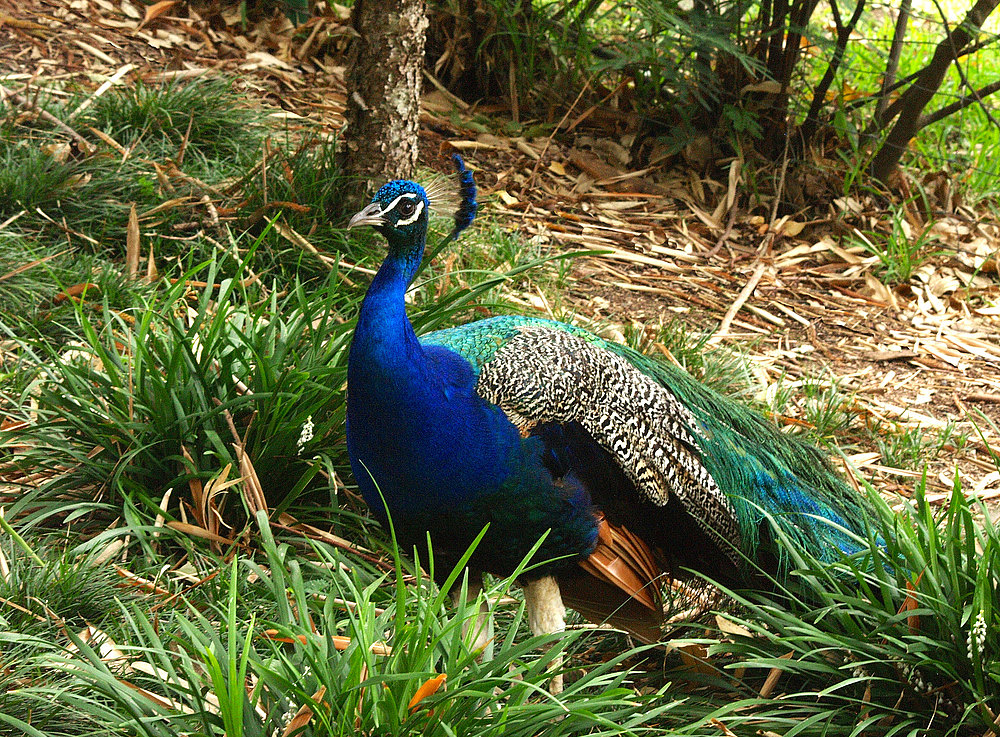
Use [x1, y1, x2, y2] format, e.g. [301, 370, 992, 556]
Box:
[345, 155, 873, 658]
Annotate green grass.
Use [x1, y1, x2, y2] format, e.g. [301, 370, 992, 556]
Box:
[0, 514, 680, 737]
[84, 79, 261, 162]
[0, 79, 259, 245]
[3, 72, 998, 737]
[875, 420, 970, 472]
[5, 451, 998, 735]
[0, 77, 358, 282]
[669, 479, 1000, 736]
[850, 198, 945, 286]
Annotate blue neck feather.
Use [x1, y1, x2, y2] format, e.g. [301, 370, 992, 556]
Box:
[354, 241, 422, 365]
[347, 228, 517, 520]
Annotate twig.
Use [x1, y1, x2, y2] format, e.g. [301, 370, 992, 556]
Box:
[710, 136, 789, 344]
[706, 199, 738, 257]
[422, 69, 470, 111]
[875, 0, 911, 125]
[709, 261, 768, 344]
[0, 594, 48, 622]
[0, 249, 71, 284]
[525, 76, 593, 190]
[980, 706, 1000, 737]
[919, 80, 1000, 129]
[68, 63, 135, 120]
[769, 132, 793, 226]
[34, 208, 100, 245]
[566, 77, 629, 133]
[800, 0, 867, 148]
[297, 17, 326, 61]
[0, 82, 90, 147]
[925, 0, 1000, 131]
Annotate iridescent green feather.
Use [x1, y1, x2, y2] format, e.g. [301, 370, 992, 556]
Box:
[423, 315, 872, 570]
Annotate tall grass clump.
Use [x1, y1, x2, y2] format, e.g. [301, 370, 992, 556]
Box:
[663, 481, 999, 736]
[0, 534, 141, 737]
[0, 77, 354, 274]
[26, 513, 681, 737]
[239, 132, 356, 277]
[2, 255, 353, 532]
[83, 78, 262, 166]
[0, 79, 262, 246]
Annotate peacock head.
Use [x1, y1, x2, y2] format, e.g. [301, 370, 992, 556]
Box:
[348, 180, 430, 259]
[347, 157, 477, 273]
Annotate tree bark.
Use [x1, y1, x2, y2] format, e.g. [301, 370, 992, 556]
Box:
[342, 0, 429, 208]
[868, 0, 999, 182]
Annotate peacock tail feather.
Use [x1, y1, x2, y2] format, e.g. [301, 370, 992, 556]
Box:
[422, 314, 872, 574]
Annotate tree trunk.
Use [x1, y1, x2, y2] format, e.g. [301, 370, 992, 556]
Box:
[868, 0, 999, 182]
[342, 0, 429, 209]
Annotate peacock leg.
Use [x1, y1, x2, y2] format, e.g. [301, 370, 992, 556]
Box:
[523, 575, 566, 694]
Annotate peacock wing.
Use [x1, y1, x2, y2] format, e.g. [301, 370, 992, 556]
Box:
[424, 314, 874, 583]
[423, 317, 742, 560]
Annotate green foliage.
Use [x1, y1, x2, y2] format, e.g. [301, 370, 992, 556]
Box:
[667, 482, 1000, 735]
[84, 78, 260, 163]
[0, 80, 259, 242]
[238, 132, 355, 278]
[0, 141, 81, 216]
[849, 200, 941, 285]
[0, 515, 678, 737]
[876, 421, 969, 472]
[0, 77, 352, 277]
[2, 253, 353, 532]
[797, 375, 859, 441]
[0, 536, 136, 737]
[445, 0, 1000, 202]
[3, 56, 997, 737]
[1, 223, 575, 542]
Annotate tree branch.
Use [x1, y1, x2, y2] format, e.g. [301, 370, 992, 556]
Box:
[0, 82, 90, 147]
[868, 0, 1000, 181]
[917, 78, 1000, 128]
[800, 0, 866, 148]
[875, 0, 911, 125]
[925, 0, 1000, 129]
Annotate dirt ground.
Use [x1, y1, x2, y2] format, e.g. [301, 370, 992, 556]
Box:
[4, 0, 1000, 517]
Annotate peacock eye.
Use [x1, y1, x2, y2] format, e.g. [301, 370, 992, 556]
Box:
[398, 201, 416, 217]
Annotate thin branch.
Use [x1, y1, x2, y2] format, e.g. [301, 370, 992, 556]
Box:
[800, 0, 866, 148]
[869, 0, 1000, 180]
[861, 32, 997, 127]
[766, 0, 789, 79]
[918, 78, 1000, 128]
[887, 0, 998, 120]
[525, 76, 593, 190]
[0, 83, 90, 147]
[875, 0, 912, 125]
[926, 0, 1000, 130]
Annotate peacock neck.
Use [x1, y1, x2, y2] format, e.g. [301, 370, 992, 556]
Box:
[351, 242, 427, 389]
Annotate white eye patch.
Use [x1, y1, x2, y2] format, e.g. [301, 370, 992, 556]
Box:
[395, 198, 425, 226]
[380, 192, 424, 227]
[383, 192, 417, 212]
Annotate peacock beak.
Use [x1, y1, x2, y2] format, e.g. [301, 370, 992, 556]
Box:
[348, 202, 386, 229]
